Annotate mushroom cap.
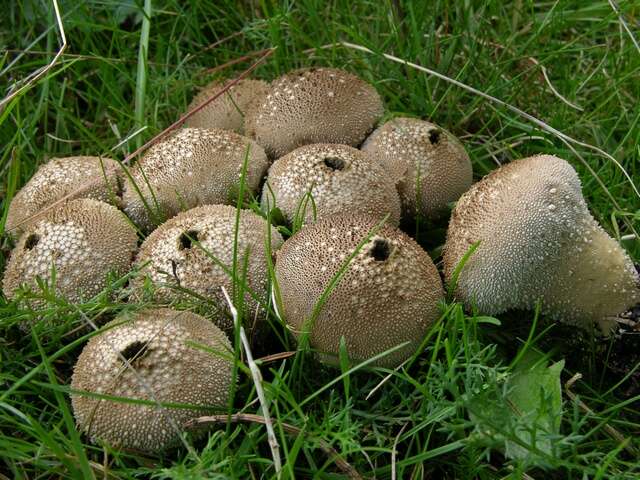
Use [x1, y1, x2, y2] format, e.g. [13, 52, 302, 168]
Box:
[123, 128, 269, 232]
[184, 78, 270, 135]
[245, 67, 384, 158]
[275, 214, 444, 367]
[261, 143, 401, 226]
[443, 154, 640, 332]
[6, 156, 121, 238]
[132, 204, 283, 326]
[70, 308, 233, 452]
[2, 198, 137, 304]
[362, 117, 473, 219]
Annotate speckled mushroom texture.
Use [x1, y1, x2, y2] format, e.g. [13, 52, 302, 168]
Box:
[2, 198, 137, 304]
[261, 143, 401, 226]
[245, 68, 384, 158]
[70, 308, 233, 452]
[123, 128, 269, 232]
[443, 155, 640, 333]
[184, 79, 270, 135]
[132, 205, 283, 325]
[275, 214, 444, 367]
[362, 117, 473, 219]
[6, 156, 121, 238]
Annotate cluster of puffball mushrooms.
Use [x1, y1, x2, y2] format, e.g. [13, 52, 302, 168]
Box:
[3, 67, 639, 453]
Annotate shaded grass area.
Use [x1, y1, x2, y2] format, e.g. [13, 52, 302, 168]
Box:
[1, 0, 640, 478]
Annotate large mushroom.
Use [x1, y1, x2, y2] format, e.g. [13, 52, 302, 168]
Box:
[183, 78, 270, 135]
[70, 308, 233, 452]
[261, 143, 401, 226]
[123, 128, 268, 232]
[2, 198, 137, 305]
[362, 117, 473, 220]
[275, 214, 444, 367]
[245, 67, 384, 158]
[6, 156, 121, 238]
[132, 205, 283, 326]
[443, 154, 640, 333]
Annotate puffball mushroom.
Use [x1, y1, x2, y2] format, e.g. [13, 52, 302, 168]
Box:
[261, 143, 402, 226]
[132, 205, 283, 325]
[275, 214, 444, 367]
[362, 117, 473, 219]
[123, 128, 269, 232]
[184, 78, 270, 135]
[443, 154, 640, 333]
[6, 156, 121, 238]
[2, 199, 137, 304]
[70, 308, 233, 452]
[245, 67, 384, 158]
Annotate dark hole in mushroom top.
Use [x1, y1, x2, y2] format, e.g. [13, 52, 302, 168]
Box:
[24, 234, 40, 250]
[428, 129, 441, 145]
[370, 238, 391, 261]
[120, 340, 149, 363]
[323, 157, 346, 171]
[178, 230, 200, 250]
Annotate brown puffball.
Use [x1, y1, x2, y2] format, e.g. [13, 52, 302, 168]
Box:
[184, 78, 270, 135]
[132, 205, 283, 327]
[261, 143, 401, 226]
[245, 68, 384, 158]
[275, 214, 444, 367]
[6, 156, 121, 238]
[2, 199, 137, 304]
[123, 128, 268, 232]
[70, 308, 233, 452]
[443, 154, 640, 333]
[362, 117, 472, 219]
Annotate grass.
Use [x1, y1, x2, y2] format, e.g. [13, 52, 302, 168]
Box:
[1, 0, 640, 478]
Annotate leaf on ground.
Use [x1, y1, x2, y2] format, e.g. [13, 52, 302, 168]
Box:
[469, 350, 564, 466]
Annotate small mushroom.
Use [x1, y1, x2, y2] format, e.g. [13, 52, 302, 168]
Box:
[2, 199, 137, 305]
[123, 128, 269, 232]
[132, 205, 283, 327]
[443, 154, 640, 333]
[261, 143, 401, 226]
[184, 78, 270, 135]
[245, 67, 384, 158]
[362, 117, 473, 219]
[275, 214, 444, 367]
[70, 308, 233, 452]
[6, 156, 121, 238]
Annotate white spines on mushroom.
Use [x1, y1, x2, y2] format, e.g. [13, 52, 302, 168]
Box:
[245, 67, 384, 158]
[70, 308, 233, 452]
[275, 213, 444, 367]
[362, 117, 473, 220]
[443, 154, 640, 333]
[261, 143, 401, 226]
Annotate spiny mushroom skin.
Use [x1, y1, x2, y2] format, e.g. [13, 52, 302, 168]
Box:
[70, 308, 233, 452]
[261, 144, 401, 226]
[2, 199, 137, 304]
[361, 117, 473, 219]
[132, 205, 283, 326]
[123, 128, 269, 232]
[245, 68, 384, 158]
[184, 79, 270, 135]
[443, 155, 640, 333]
[275, 214, 444, 367]
[6, 156, 121, 238]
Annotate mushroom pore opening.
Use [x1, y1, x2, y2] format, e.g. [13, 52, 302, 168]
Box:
[178, 230, 200, 250]
[24, 234, 40, 250]
[428, 129, 441, 145]
[369, 239, 391, 261]
[323, 157, 346, 171]
[120, 341, 149, 363]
